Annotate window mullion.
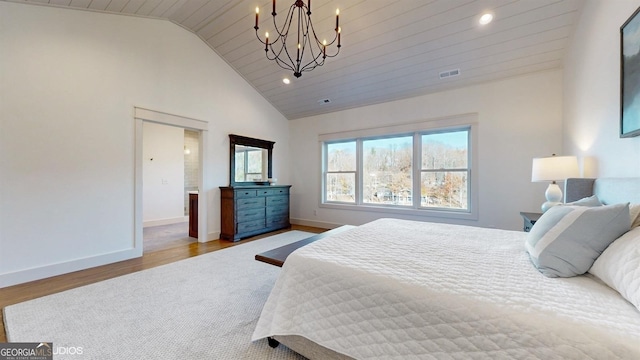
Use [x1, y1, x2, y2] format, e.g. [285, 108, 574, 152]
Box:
[321, 142, 327, 203]
[356, 139, 363, 205]
[244, 151, 249, 181]
[421, 168, 468, 173]
[413, 132, 421, 209]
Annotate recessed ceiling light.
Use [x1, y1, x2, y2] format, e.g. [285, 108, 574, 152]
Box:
[479, 13, 493, 25]
[282, 78, 290, 84]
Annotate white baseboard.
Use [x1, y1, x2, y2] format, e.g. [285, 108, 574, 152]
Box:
[290, 218, 344, 230]
[207, 231, 221, 242]
[0, 229, 232, 288]
[143, 216, 188, 228]
[0, 247, 142, 289]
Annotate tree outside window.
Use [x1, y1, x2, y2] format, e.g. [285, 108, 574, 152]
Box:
[420, 130, 469, 210]
[363, 136, 412, 206]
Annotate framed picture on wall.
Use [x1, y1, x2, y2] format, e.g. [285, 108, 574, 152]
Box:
[621, 6, 640, 138]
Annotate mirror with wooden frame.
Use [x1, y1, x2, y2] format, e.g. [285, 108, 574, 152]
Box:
[229, 134, 274, 186]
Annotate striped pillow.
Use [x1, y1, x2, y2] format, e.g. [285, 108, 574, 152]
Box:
[525, 203, 630, 278]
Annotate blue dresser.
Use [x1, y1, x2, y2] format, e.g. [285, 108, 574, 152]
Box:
[219, 185, 291, 241]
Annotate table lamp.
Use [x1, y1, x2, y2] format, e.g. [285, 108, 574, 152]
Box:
[531, 154, 579, 212]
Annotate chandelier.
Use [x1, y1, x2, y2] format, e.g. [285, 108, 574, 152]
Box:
[254, 0, 341, 78]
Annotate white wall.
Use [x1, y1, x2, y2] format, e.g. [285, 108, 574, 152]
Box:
[142, 122, 184, 225]
[290, 70, 564, 231]
[564, 0, 640, 176]
[0, 2, 290, 287]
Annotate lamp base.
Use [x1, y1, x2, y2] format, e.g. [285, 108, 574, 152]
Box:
[541, 183, 563, 212]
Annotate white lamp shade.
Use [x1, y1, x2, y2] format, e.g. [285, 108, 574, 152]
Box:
[531, 155, 579, 182]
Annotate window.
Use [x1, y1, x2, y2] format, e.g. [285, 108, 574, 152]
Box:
[420, 131, 468, 210]
[235, 146, 264, 181]
[325, 141, 356, 203]
[363, 136, 413, 205]
[321, 119, 475, 219]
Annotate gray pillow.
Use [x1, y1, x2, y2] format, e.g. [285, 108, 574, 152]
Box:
[566, 195, 602, 207]
[525, 203, 630, 277]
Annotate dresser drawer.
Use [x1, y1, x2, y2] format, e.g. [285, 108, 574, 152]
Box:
[236, 190, 257, 198]
[267, 214, 289, 227]
[266, 204, 288, 217]
[266, 195, 288, 206]
[237, 197, 266, 209]
[261, 188, 290, 197]
[237, 208, 265, 222]
[256, 188, 270, 196]
[237, 218, 266, 233]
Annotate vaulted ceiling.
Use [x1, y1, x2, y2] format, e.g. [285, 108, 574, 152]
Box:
[8, 0, 585, 119]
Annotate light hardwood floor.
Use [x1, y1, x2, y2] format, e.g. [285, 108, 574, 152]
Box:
[0, 225, 326, 342]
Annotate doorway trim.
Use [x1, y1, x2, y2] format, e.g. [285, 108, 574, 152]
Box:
[134, 107, 210, 252]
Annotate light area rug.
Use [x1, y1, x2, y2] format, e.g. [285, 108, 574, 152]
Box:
[4, 231, 314, 360]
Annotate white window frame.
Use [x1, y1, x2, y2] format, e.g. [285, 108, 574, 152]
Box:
[319, 114, 478, 221]
[323, 140, 358, 204]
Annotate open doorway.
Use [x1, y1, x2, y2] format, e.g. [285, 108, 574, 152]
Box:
[134, 107, 209, 256]
[141, 123, 200, 253]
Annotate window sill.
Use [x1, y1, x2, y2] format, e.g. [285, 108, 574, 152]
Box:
[319, 202, 478, 221]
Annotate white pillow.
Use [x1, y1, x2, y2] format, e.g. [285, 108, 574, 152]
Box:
[589, 226, 640, 310]
[567, 195, 602, 207]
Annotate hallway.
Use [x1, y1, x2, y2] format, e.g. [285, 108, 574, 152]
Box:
[143, 222, 196, 253]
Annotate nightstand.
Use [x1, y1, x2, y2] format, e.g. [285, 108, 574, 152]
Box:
[519, 212, 542, 232]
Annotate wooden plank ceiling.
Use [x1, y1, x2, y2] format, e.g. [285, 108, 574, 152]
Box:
[10, 0, 585, 119]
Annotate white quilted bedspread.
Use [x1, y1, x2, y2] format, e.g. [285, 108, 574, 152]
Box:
[253, 219, 640, 359]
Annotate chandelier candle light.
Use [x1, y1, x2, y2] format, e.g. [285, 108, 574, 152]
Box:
[254, 0, 342, 78]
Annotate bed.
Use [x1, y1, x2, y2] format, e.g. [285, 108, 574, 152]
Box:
[252, 177, 640, 359]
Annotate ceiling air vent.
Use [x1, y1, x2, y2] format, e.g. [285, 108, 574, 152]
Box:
[318, 98, 331, 104]
[439, 68, 460, 79]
